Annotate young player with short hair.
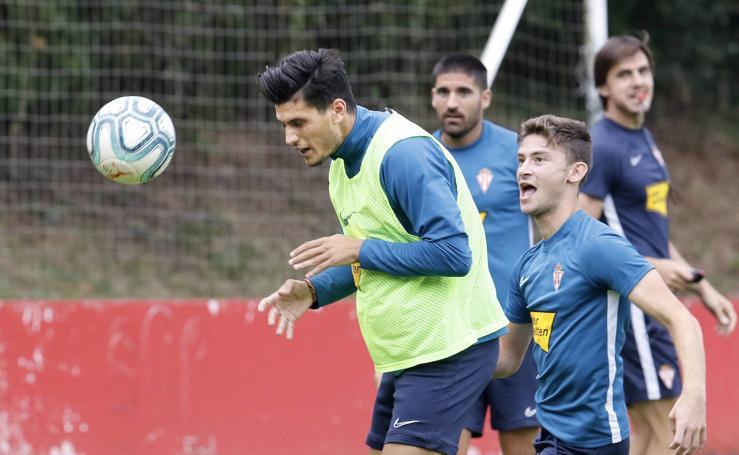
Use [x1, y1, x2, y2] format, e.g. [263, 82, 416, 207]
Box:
[496, 114, 706, 455]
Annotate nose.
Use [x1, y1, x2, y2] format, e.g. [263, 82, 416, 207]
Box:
[517, 159, 532, 180]
[632, 70, 648, 87]
[285, 127, 299, 146]
[446, 93, 459, 110]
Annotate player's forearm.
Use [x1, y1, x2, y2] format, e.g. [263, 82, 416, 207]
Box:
[374, 136, 472, 277]
[629, 271, 706, 398]
[694, 277, 715, 298]
[359, 234, 471, 276]
[667, 310, 706, 398]
[493, 349, 525, 378]
[493, 323, 532, 378]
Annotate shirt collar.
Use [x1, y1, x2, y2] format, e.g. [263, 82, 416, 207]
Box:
[332, 106, 387, 165]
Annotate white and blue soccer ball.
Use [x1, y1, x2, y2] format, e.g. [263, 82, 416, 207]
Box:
[86, 96, 176, 184]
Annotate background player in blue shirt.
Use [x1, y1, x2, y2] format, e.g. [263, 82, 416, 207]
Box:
[430, 53, 539, 455]
[578, 33, 736, 455]
[495, 114, 707, 454]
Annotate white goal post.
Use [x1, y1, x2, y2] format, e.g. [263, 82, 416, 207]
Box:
[480, 0, 529, 89]
[584, 0, 609, 122]
[480, 0, 609, 121]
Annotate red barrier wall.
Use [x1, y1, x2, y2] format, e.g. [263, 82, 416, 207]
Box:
[0, 298, 736, 455]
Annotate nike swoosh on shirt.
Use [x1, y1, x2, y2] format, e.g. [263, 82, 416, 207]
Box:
[393, 418, 421, 428]
[630, 154, 643, 166]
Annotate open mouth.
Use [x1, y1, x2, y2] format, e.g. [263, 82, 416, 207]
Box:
[297, 147, 311, 155]
[519, 182, 537, 199]
[632, 92, 649, 104]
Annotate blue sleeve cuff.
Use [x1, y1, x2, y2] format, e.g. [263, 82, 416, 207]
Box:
[506, 312, 533, 324]
[310, 265, 356, 308]
[622, 265, 655, 299]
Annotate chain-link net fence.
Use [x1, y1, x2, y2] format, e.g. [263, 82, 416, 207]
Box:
[1, 0, 587, 298]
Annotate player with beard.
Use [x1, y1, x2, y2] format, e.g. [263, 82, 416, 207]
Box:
[430, 53, 539, 455]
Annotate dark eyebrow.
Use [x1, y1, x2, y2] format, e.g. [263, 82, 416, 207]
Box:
[518, 150, 549, 158]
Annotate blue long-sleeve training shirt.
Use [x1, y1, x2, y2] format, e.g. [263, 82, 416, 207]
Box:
[311, 106, 472, 306]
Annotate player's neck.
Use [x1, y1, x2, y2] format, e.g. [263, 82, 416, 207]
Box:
[442, 121, 483, 148]
[534, 198, 579, 240]
[340, 111, 357, 139]
[604, 108, 645, 130]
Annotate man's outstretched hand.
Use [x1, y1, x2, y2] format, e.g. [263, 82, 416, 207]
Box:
[257, 279, 313, 340]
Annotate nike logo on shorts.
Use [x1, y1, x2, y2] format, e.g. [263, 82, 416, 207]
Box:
[524, 406, 537, 418]
[393, 418, 421, 428]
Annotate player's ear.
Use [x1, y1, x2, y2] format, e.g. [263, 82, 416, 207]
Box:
[481, 88, 492, 110]
[596, 84, 610, 99]
[568, 162, 589, 184]
[329, 98, 347, 123]
[431, 87, 439, 108]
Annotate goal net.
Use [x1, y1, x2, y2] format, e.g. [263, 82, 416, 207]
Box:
[0, 0, 588, 298]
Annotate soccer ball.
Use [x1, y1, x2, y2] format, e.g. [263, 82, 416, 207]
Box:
[86, 96, 176, 184]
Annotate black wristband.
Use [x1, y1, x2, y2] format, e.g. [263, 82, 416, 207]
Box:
[688, 268, 704, 284]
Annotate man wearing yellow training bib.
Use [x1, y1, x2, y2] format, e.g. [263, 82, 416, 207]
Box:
[256, 49, 508, 455]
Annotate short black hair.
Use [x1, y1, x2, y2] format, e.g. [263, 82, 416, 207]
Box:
[594, 31, 655, 109]
[256, 48, 357, 113]
[431, 53, 488, 90]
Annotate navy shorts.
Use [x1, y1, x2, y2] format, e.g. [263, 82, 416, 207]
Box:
[464, 341, 539, 435]
[622, 305, 682, 405]
[366, 339, 499, 455]
[534, 428, 629, 455]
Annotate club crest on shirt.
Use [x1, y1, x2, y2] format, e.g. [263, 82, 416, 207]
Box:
[659, 364, 676, 390]
[553, 264, 564, 291]
[652, 146, 666, 167]
[476, 168, 493, 193]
